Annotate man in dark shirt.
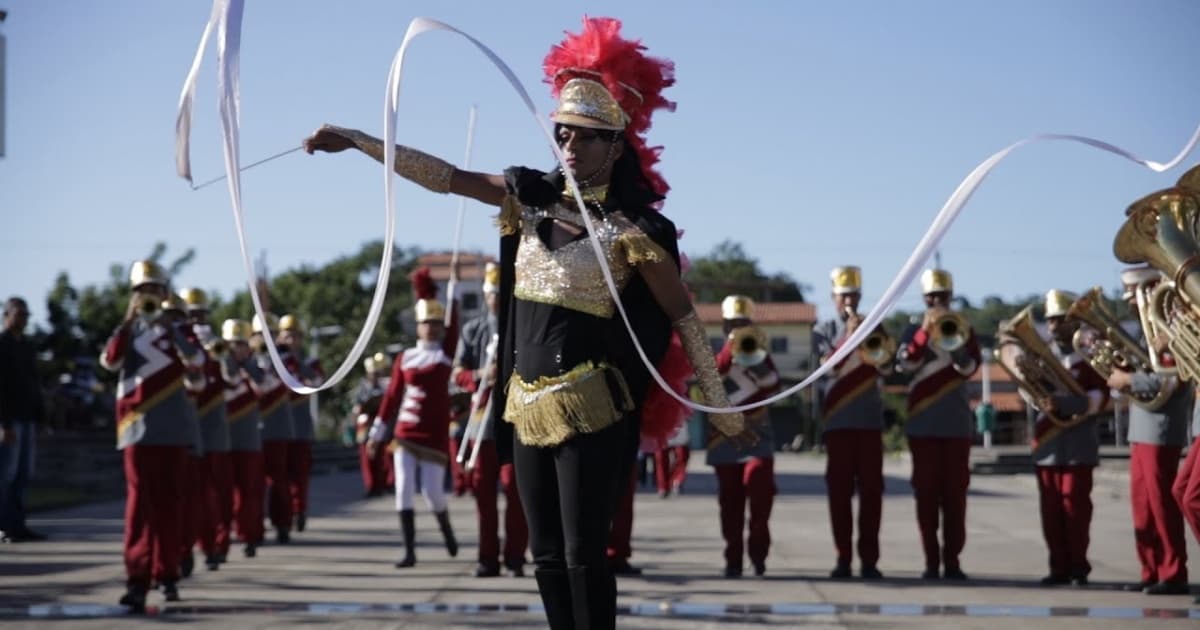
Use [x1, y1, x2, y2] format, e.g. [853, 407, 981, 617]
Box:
[0, 297, 47, 542]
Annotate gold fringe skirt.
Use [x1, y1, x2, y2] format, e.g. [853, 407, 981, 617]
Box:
[503, 361, 633, 447]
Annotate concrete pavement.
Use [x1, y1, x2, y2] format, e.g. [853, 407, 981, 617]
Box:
[1, 451, 1198, 628]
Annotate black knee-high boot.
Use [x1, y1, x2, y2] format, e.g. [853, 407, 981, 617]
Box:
[535, 568, 576, 630]
[396, 510, 416, 568]
[567, 565, 616, 630]
[434, 510, 458, 557]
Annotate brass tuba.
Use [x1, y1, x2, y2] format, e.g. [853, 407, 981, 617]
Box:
[930, 311, 969, 352]
[1065, 286, 1173, 410]
[729, 325, 768, 367]
[1146, 280, 1200, 382]
[1113, 164, 1200, 383]
[994, 306, 1087, 425]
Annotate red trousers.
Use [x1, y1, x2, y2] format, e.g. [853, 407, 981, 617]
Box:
[287, 440, 312, 516]
[714, 458, 776, 567]
[1174, 437, 1200, 546]
[1036, 465, 1094, 578]
[606, 468, 637, 561]
[262, 439, 292, 531]
[907, 436, 971, 570]
[654, 446, 690, 495]
[468, 440, 529, 567]
[358, 442, 388, 494]
[229, 450, 265, 545]
[179, 455, 209, 559]
[122, 445, 187, 589]
[199, 452, 233, 556]
[823, 429, 883, 567]
[1130, 443, 1188, 584]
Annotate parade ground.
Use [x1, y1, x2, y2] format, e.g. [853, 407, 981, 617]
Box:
[3, 451, 1198, 629]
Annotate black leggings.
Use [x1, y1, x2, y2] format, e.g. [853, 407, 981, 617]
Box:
[513, 420, 628, 570]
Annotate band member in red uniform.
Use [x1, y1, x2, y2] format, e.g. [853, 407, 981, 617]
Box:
[1176, 397, 1200, 605]
[1106, 267, 1192, 595]
[898, 269, 981, 580]
[1027, 290, 1108, 586]
[248, 313, 295, 543]
[221, 319, 266, 559]
[100, 260, 202, 611]
[277, 314, 323, 533]
[455, 263, 529, 577]
[812, 266, 889, 579]
[369, 267, 460, 568]
[179, 288, 235, 571]
[707, 295, 779, 578]
[353, 353, 389, 497]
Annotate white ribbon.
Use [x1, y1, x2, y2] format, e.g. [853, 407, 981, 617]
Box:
[178, 6, 1200, 410]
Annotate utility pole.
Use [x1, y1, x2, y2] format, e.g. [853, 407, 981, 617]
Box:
[308, 324, 343, 434]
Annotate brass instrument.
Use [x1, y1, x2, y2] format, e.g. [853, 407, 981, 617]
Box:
[1066, 286, 1173, 410]
[930, 311, 969, 352]
[1114, 173, 1200, 383]
[845, 306, 896, 366]
[203, 337, 229, 359]
[135, 293, 160, 317]
[994, 306, 1086, 425]
[1147, 281, 1200, 382]
[729, 325, 768, 367]
[1132, 278, 1178, 376]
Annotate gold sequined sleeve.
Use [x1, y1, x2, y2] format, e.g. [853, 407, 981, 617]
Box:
[330, 126, 454, 194]
[619, 230, 667, 266]
[674, 311, 745, 437]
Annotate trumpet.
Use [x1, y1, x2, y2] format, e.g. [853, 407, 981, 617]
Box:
[845, 306, 896, 366]
[729, 325, 768, 367]
[136, 293, 160, 317]
[1066, 286, 1173, 410]
[929, 311, 969, 352]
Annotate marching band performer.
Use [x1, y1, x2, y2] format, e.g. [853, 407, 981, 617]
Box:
[1176, 395, 1200, 605]
[277, 314, 323, 533]
[454, 262, 529, 578]
[707, 295, 779, 578]
[653, 418, 691, 497]
[898, 269, 981, 580]
[353, 353, 389, 497]
[812, 266, 888, 580]
[1107, 267, 1191, 595]
[180, 288, 235, 572]
[221, 319, 266, 560]
[248, 313, 296, 544]
[369, 267, 461, 569]
[1029, 290, 1107, 587]
[304, 17, 748, 627]
[100, 261, 202, 611]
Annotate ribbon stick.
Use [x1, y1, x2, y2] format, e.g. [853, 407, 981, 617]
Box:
[445, 105, 478, 327]
[179, 6, 1200, 409]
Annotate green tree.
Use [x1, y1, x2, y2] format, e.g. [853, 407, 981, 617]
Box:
[684, 240, 809, 303]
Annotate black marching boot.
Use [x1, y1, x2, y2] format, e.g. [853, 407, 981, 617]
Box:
[567, 565, 617, 630]
[395, 509, 416, 568]
[434, 510, 458, 557]
[534, 568, 577, 630]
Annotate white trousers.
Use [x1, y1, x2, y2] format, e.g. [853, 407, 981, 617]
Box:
[393, 448, 448, 512]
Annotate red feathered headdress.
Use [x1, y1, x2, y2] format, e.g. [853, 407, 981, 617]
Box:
[544, 17, 676, 197]
[409, 266, 444, 323]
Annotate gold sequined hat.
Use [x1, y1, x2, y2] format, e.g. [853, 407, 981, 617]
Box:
[830, 266, 862, 295]
[178, 287, 209, 312]
[721, 295, 755, 321]
[221, 319, 252, 343]
[1043, 289, 1076, 319]
[482, 262, 499, 295]
[920, 269, 954, 295]
[129, 260, 169, 290]
[551, 78, 628, 131]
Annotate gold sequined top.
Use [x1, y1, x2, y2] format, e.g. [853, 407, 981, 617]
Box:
[508, 198, 667, 319]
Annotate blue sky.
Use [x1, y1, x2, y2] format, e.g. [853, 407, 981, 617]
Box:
[2, 0, 1199, 328]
